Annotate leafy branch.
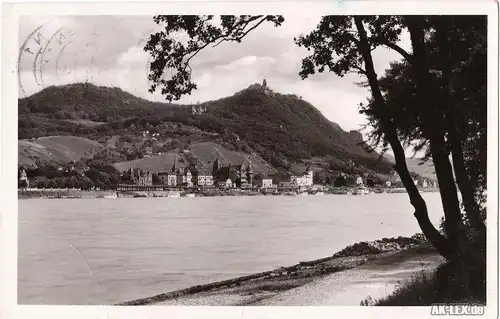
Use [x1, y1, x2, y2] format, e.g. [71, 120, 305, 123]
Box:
[144, 15, 284, 101]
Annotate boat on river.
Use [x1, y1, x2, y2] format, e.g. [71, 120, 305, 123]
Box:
[104, 193, 118, 199]
[353, 187, 370, 196]
[167, 191, 181, 198]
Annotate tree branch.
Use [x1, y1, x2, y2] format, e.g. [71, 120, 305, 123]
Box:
[380, 39, 412, 62]
[352, 65, 368, 75]
[213, 16, 268, 47]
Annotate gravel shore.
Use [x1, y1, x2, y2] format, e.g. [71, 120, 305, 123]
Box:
[119, 238, 444, 306]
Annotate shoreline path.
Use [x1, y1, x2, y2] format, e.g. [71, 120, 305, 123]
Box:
[124, 244, 444, 306]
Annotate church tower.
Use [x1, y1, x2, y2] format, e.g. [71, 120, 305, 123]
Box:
[171, 157, 177, 173]
[246, 161, 253, 186]
[212, 157, 222, 181]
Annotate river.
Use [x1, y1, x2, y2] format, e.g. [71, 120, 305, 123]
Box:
[18, 193, 444, 305]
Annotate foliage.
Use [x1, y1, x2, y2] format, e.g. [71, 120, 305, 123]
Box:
[144, 15, 284, 101]
[23, 158, 121, 190]
[359, 16, 487, 225]
[333, 241, 383, 257]
[373, 257, 485, 305]
[18, 179, 28, 188]
[333, 175, 346, 187]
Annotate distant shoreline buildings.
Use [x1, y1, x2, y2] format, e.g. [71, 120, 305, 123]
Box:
[119, 159, 439, 191]
[120, 158, 316, 190]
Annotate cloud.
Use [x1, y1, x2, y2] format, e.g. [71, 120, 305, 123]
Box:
[117, 46, 149, 69]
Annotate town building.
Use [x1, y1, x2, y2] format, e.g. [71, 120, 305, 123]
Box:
[156, 171, 170, 185]
[205, 175, 214, 186]
[176, 168, 195, 187]
[186, 170, 193, 187]
[167, 174, 177, 186]
[355, 175, 364, 186]
[255, 177, 273, 188]
[294, 166, 314, 187]
[18, 167, 30, 188]
[216, 178, 233, 188]
[271, 166, 314, 189]
[212, 158, 254, 188]
[279, 181, 296, 189]
[270, 169, 293, 186]
[196, 170, 214, 187]
[191, 104, 207, 115]
[129, 168, 153, 186]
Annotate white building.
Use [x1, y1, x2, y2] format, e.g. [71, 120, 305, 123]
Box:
[197, 173, 213, 186]
[167, 175, 177, 187]
[19, 168, 30, 188]
[356, 176, 364, 186]
[185, 171, 193, 187]
[205, 175, 214, 186]
[262, 178, 273, 188]
[294, 170, 314, 187]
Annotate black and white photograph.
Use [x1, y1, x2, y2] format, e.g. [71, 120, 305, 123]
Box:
[1, 1, 498, 318]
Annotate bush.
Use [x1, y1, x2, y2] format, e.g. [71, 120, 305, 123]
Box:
[372, 258, 485, 306]
[365, 236, 486, 306]
[333, 242, 383, 257]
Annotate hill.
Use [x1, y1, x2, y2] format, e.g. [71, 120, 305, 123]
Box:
[114, 141, 276, 175]
[18, 83, 185, 121]
[384, 155, 436, 180]
[18, 82, 395, 176]
[18, 136, 104, 167]
[196, 83, 389, 171]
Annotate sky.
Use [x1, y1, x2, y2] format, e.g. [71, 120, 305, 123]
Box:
[18, 15, 410, 133]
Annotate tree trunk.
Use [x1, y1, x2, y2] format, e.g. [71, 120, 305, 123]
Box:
[354, 17, 453, 259]
[432, 17, 486, 235]
[404, 16, 465, 255]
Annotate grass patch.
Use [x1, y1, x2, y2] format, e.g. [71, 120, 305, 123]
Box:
[360, 257, 486, 306]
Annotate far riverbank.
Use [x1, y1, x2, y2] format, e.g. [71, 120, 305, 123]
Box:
[18, 187, 438, 199]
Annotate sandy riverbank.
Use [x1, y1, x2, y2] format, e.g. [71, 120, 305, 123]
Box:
[119, 236, 444, 306]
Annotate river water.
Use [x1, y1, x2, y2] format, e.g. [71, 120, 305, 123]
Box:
[18, 193, 444, 305]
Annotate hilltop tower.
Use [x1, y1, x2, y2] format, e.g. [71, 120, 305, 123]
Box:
[262, 78, 271, 96]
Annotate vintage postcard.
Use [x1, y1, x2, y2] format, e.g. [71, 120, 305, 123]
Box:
[1, 1, 498, 318]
